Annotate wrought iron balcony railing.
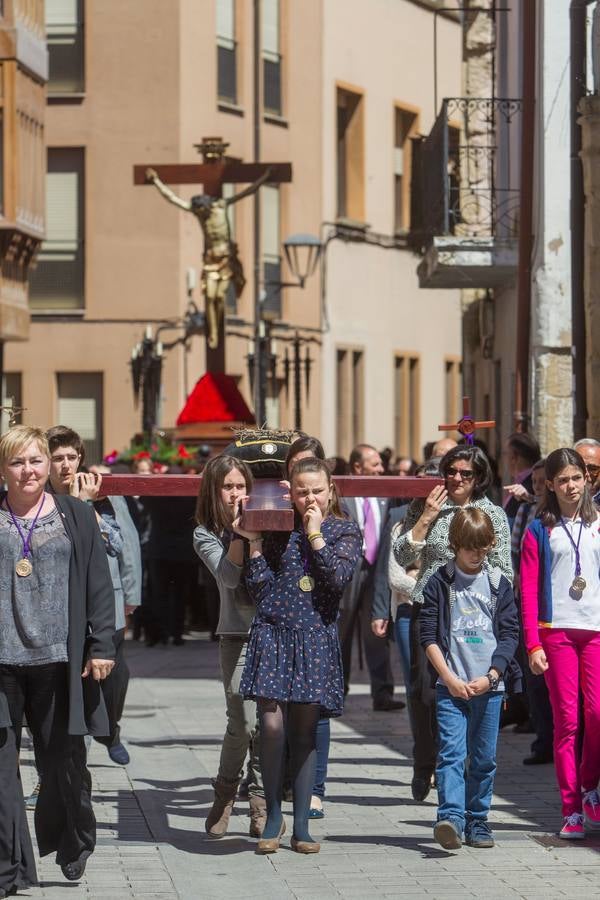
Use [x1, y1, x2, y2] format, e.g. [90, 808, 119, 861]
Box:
[410, 97, 522, 250]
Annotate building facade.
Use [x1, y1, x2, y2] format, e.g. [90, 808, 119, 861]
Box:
[412, 0, 583, 460]
[10, 0, 462, 462]
[0, 0, 47, 410]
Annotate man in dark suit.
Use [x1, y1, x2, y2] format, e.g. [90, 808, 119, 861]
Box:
[503, 432, 541, 527]
[339, 444, 404, 711]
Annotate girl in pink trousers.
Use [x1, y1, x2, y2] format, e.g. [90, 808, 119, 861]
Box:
[521, 448, 600, 840]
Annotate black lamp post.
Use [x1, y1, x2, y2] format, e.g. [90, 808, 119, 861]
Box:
[130, 304, 205, 437]
[130, 329, 163, 437]
[253, 232, 321, 426]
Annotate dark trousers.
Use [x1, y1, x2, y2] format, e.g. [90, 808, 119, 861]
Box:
[0, 663, 95, 892]
[149, 559, 197, 640]
[409, 605, 437, 778]
[523, 663, 554, 756]
[95, 629, 129, 748]
[338, 560, 394, 702]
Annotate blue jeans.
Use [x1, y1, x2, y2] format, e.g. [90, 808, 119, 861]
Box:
[312, 717, 330, 799]
[435, 686, 503, 832]
[394, 607, 417, 739]
[393, 606, 411, 688]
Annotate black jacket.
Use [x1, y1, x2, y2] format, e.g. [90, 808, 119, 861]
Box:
[0, 493, 116, 736]
[419, 561, 522, 694]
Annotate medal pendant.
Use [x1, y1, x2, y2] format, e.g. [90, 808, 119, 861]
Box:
[572, 575, 587, 593]
[15, 558, 32, 577]
[298, 575, 315, 592]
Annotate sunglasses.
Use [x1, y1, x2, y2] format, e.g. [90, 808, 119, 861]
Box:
[446, 467, 475, 481]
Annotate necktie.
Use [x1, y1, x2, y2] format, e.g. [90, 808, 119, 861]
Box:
[363, 497, 378, 565]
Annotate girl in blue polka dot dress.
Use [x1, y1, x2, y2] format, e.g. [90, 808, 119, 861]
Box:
[236, 458, 361, 854]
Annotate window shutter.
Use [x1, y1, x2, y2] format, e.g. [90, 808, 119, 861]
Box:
[262, 0, 279, 56]
[216, 0, 234, 41]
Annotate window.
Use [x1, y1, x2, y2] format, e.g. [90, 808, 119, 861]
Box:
[29, 148, 85, 311]
[262, 0, 282, 115]
[56, 372, 103, 465]
[444, 356, 463, 429]
[394, 106, 418, 233]
[2, 373, 22, 428]
[46, 0, 84, 94]
[336, 347, 364, 457]
[216, 0, 237, 104]
[336, 87, 364, 221]
[394, 353, 420, 459]
[262, 185, 281, 320]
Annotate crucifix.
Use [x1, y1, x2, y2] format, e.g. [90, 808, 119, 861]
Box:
[134, 137, 292, 374]
[438, 396, 495, 445]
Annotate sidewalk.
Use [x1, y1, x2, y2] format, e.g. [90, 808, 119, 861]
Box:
[19, 634, 600, 900]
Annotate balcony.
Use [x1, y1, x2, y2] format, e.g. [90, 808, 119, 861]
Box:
[411, 97, 522, 289]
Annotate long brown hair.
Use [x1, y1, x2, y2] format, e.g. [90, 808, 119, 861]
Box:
[538, 447, 597, 527]
[290, 457, 345, 519]
[195, 455, 253, 533]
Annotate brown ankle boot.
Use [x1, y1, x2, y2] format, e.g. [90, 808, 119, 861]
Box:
[205, 777, 239, 838]
[248, 795, 266, 838]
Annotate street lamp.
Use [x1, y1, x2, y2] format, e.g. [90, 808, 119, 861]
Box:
[283, 233, 322, 288]
[253, 232, 322, 426]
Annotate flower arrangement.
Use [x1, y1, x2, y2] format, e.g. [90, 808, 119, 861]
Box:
[103, 435, 210, 471]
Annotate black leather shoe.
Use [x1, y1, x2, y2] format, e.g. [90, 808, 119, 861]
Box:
[513, 720, 534, 734]
[61, 851, 90, 881]
[523, 752, 554, 766]
[373, 697, 406, 711]
[411, 773, 433, 802]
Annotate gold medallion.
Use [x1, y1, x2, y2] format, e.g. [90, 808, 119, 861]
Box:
[298, 575, 315, 592]
[572, 575, 587, 593]
[15, 558, 33, 577]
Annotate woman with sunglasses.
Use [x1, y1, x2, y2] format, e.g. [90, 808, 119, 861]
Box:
[393, 445, 512, 803]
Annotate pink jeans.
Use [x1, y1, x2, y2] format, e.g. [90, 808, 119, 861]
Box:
[541, 628, 600, 816]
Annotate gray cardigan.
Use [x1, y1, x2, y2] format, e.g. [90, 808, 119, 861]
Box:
[193, 526, 255, 637]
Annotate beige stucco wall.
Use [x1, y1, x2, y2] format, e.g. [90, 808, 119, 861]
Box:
[7, 0, 325, 453]
[319, 0, 462, 456]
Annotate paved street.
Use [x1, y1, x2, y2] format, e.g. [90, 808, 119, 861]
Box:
[18, 635, 600, 900]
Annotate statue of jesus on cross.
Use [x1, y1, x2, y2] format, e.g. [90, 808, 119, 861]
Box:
[145, 156, 271, 351]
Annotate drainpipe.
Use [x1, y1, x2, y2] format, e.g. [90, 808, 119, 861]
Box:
[514, 0, 535, 432]
[570, 0, 594, 441]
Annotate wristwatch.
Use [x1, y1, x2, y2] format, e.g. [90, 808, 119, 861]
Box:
[486, 670, 500, 691]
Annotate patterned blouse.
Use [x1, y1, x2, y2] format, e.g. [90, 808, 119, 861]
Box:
[392, 494, 513, 605]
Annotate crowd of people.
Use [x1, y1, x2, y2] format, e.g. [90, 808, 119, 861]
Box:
[1, 422, 600, 894]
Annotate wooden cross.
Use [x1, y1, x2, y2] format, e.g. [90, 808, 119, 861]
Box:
[134, 137, 292, 374]
[438, 396, 495, 445]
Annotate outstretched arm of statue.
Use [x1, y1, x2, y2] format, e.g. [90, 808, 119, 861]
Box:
[227, 166, 273, 206]
[145, 167, 191, 211]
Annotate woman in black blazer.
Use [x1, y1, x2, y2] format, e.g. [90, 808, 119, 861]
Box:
[0, 426, 115, 898]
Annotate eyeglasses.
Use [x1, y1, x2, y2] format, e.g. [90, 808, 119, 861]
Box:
[586, 464, 600, 476]
[446, 467, 475, 481]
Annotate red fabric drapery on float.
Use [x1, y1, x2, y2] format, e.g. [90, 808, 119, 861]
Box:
[176, 373, 254, 425]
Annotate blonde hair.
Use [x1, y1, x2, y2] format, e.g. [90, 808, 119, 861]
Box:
[0, 425, 50, 469]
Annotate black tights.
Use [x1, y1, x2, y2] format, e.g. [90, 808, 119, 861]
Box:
[257, 699, 320, 842]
